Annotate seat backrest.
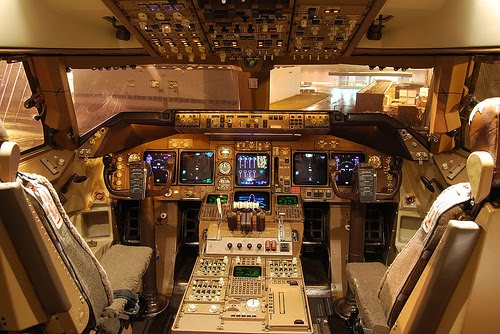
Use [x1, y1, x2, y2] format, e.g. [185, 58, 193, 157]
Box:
[394, 219, 480, 334]
[377, 183, 471, 327]
[18, 173, 114, 325]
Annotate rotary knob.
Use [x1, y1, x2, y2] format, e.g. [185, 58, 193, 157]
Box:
[246, 298, 261, 312]
[227, 242, 233, 249]
[237, 242, 242, 249]
[257, 243, 262, 250]
[247, 243, 252, 249]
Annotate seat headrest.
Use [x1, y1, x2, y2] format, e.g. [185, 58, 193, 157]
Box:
[0, 120, 20, 182]
[467, 152, 494, 203]
[469, 98, 500, 189]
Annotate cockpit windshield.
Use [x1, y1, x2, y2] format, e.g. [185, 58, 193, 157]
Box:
[69, 63, 432, 135]
[270, 64, 433, 131]
[69, 65, 241, 134]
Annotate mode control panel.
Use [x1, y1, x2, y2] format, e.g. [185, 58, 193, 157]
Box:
[175, 112, 330, 131]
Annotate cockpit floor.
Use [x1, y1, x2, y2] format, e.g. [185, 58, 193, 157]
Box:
[173, 246, 199, 285]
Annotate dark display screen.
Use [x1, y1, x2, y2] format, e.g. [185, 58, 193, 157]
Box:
[179, 151, 214, 184]
[234, 191, 270, 211]
[144, 151, 176, 184]
[233, 266, 262, 277]
[206, 194, 229, 204]
[235, 153, 270, 186]
[277, 195, 299, 206]
[293, 152, 328, 185]
[332, 153, 365, 186]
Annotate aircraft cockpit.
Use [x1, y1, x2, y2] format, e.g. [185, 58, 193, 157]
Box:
[1, 1, 500, 334]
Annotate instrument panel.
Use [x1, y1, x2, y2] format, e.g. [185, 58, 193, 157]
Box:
[107, 134, 399, 204]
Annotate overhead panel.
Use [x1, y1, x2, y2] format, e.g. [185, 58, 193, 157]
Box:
[102, 0, 375, 64]
[288, 0, 372, 61]
[194, 0, 294, 61]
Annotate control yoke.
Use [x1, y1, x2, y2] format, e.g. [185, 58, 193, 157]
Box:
[329, 161, 402, 203]
[103, 154, 175, 200]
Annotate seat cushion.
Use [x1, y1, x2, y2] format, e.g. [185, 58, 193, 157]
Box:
[100, 244, 152, 317]
[347, 262, 389, 334]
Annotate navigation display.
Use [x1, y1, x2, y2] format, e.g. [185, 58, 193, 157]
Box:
[235, 153, 270, 186]
[179, 151, 214, 184]
[293, 152, 328, 185]
[234, 191, 270, 211]
[144, 151, 176, 184]
[332, 153, 365, 186]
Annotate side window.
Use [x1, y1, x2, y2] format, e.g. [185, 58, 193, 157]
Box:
[0, 60, 44, 151]
[460, 62, 500, 150]
[473, 62, 500, 100]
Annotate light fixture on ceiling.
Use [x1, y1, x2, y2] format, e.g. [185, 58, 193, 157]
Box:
[367, 15, 393, 41]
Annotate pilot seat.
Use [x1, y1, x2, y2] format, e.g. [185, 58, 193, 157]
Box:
[0, 122, 155, 333]
[345, 97, 500, 334]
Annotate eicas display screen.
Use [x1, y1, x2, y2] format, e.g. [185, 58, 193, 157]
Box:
[206, 194, 229, 204]
[144, 151, 176, 184]
[234, 191, 270, 211]
[332, 153, 365, 186]
[293, 152, 328, 185]
[277, 195, 299, 206]
[179, 151, 214, 184]
[235, 153, 270, 186]
[233, 266, 262, 278]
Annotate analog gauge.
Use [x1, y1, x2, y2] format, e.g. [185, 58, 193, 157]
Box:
[217, 177, 231, 190]
[368, 155, 382, 169]
[219, 146, 231, 158]
[218, 161, 232, 175]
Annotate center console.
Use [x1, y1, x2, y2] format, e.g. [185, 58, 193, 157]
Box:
[172, 194, 312, 334]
